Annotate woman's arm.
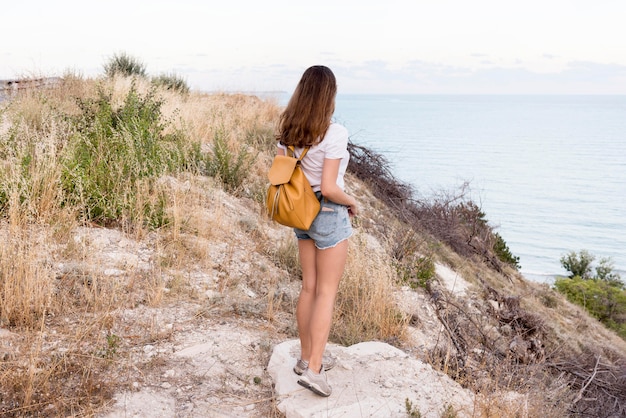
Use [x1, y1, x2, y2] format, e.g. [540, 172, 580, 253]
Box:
[320, 158, 359, 216]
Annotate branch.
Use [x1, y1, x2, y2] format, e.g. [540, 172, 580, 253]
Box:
[572, 355, 601, 405]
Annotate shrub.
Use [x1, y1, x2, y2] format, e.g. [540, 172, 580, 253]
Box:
[152, 72, 190, 95]
[493, 232, 520, 269]
[204, 129, 254, 192]
[556, 251, 625, 338]
[397, 255, 435, 290]
[391, 231, 435, 289]
[61, 82, 200, 226]
[103, 52, 147, 78]
[554, 276, 626, 337]
[405, 398, 422, 417]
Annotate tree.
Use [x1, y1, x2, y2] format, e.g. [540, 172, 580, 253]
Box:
[555, 251, 626, 339]
[493, 232, 520, 269]
[596, 257, 624, 289]
[103, 52, 147, 78]
[560, 250, 595, 279]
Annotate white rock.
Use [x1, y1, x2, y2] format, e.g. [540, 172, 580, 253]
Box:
[268, 339, 475, 418]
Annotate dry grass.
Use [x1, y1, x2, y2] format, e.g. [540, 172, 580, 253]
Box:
[0, 228, 54, 328]
[333, 232, 408, 346]
[0, 75, 282, 416]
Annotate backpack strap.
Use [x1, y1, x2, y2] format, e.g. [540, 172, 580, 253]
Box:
[287, 145, 310, 160]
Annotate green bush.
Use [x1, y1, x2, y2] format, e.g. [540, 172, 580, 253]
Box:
[554, 276, 626, 337]
[61, 82, 201, 226]
[397, 255, 435, 290]
[152, 73, 190, 95]
[104, 52, 147, 78]
[560, 250, 623, 287]
[204, 129, 254, 192]
[556, 251, 625, 338]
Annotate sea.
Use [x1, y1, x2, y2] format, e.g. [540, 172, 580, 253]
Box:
[327, 94, 626, 284]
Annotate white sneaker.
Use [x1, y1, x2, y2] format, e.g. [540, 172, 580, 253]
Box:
[293, 354, 337, 375]
[297, 367, 332, 397]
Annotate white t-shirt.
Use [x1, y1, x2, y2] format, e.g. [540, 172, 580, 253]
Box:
[277, 123, 350, 192]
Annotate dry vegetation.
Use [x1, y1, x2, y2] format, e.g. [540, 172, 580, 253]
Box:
[1, 75, 625, 417]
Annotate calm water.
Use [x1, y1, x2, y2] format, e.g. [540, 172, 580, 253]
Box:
[332, 95, 626, 283]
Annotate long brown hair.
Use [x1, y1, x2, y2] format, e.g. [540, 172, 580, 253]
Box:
[277, 65, 337, 147]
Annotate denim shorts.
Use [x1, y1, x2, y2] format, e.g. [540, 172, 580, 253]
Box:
[294, 196, 353, 250]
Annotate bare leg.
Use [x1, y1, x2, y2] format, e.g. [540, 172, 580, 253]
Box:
[307, 240, 348, 373]
[296, 239, 317, 362]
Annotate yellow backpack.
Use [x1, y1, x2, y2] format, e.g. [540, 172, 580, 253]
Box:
[266, 146, 320, 230]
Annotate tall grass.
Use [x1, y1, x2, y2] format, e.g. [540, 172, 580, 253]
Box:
[0, 230, 53, 327]
[332, 233, 408, 346]
[152, 72, 190, 95]
[0, 99, 68, 224]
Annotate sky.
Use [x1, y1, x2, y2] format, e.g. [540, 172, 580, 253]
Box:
[2, 0, 626, 94]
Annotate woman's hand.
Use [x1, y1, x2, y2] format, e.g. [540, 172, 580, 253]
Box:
[347, 200, 359, 217]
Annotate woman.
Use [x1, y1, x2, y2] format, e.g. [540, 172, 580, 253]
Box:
[276, 65, 358, 397]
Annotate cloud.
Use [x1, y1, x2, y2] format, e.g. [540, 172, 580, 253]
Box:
[562, 61, 626, 80]
[327, 60, 626, 94]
